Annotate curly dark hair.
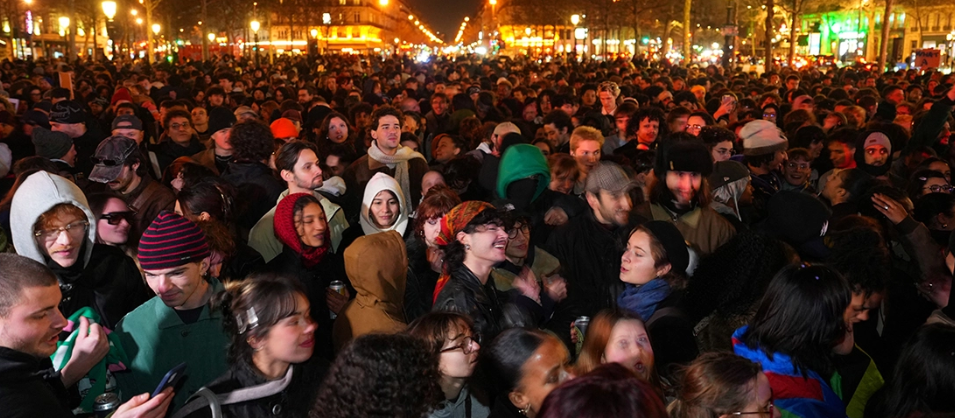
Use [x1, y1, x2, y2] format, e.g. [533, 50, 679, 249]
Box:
[684, 231, 793, 320]
[441, 207, 504, 274]
[309, 333, 442, 418]
[825, 217, 889, 297]
[229, 120, 275, 161]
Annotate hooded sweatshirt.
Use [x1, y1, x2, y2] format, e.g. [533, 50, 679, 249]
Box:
[358, 172, 409, 236]
[496, 144, 550, 202]
[9, 171, 149, 328]
[332, 230, 408, 352]
[11, 171, 96, 268]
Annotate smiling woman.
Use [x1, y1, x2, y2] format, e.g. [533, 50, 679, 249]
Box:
[432, 202, 543, 343]
[178, 274, 328, 418]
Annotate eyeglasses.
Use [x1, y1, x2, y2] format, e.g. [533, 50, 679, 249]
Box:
[440, 335, 479, 355]
[169, 122, 191, 130]
[715, 147, 736, 157]
[687, 124, 704, 132]
[100, 211, 135, 226]
[763, 113, 777, 119]
[786, 162, 810, 170]
[924, 184, 954, 193]
[508, 224, 530, 239]
[34, 221, 89, 242]
[731, 402, 775, 416]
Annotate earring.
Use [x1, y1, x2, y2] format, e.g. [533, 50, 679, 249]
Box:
[518, 404, 531, 416]
[465, 244, 471, 251]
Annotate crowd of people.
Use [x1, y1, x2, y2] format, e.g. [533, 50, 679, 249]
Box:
[0, 51, 953, 418]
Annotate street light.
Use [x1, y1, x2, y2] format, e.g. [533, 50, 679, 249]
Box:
[250, 20, 260, 67]
[208, 32, 215, 42]
[151, 23, 160, 35]
[379, 0, 387, 5]
[102, 1, 117, 60]
[571, 14, 579, 60]
[101, 1, 116, 19]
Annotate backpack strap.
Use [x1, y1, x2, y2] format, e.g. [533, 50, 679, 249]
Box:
[148, 150, 162, 180]
[172, 366, 294, 418]
[172, 387, 222, 418]
[646, 306, 683, 328]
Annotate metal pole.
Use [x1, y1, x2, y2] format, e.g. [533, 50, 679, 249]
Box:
[723, 5, 733, 69]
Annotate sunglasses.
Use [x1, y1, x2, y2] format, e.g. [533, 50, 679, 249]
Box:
[100, 211, 135, 225]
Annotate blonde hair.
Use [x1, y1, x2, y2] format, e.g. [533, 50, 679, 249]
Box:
[570, 126, 605, 151]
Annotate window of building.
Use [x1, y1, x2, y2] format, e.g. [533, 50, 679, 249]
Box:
[354, 12, 360, 23]
[339, 0, 346, 5]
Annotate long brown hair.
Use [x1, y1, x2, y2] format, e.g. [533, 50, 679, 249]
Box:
[576, 309, 661, 394]
[668, 352, 762, 418]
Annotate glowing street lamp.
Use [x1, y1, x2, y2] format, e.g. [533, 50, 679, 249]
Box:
[208, 32, 215, 42]
[151, 23, 160, 35]
[378, 0, 387, 5]
[250, 20, 260, 66]
[101, 1, 116, 19]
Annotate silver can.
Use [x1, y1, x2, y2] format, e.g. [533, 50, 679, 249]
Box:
[575, 316, 591, 340]
[329, 280, 346, 319]
[93, 392, 120, 418]
[329, 280, 346, 296]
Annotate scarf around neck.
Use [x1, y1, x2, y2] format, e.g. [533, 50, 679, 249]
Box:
[366, 141, 425, 209]
[617, 278, 671, 321]
[273, 193, 330, 268]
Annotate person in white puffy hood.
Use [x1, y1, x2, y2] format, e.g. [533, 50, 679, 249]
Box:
[339, 172, 409, 250]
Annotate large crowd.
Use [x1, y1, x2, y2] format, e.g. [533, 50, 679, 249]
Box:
[0, 52, 953, 418]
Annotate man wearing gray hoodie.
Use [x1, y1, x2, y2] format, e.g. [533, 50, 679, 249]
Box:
[10, 171, 150, 328]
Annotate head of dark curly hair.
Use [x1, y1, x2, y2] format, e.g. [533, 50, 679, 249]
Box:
[826, 218, 890, 297]
[684, 231, 794, 319]
[229, 120, 275, 162]
[309, 333, 442, 418]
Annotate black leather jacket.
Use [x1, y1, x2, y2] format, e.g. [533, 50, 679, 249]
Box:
[432, 266, 542, 343]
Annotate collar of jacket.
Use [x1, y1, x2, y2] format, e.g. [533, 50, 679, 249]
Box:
[651, 203, 702, 228]
[154, 277, 224, 329]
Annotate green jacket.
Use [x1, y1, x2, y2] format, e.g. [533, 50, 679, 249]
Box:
[114, 278, 229, 412]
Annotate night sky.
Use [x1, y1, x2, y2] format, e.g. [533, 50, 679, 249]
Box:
[408, 0, 479, 43]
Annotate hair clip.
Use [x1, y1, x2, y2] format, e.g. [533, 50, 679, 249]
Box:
[236, 307, 259, 334]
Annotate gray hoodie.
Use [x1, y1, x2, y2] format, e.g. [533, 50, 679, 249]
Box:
[10, 171, 96, 268]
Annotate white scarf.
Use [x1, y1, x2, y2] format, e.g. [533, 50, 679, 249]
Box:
[366, 141, 426, 209]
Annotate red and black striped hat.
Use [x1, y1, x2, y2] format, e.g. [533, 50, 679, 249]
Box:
[138, 211, 210, 270]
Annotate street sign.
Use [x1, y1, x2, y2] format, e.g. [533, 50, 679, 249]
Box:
[915, 49, 941, 68]
[722, 25, 738, 37]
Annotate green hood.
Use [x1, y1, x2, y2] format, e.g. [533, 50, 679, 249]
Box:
[497, 144, 551, 201]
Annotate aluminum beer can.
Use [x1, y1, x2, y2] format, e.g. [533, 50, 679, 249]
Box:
[575, 316, 591, 339]
[93, 392, 120, 418]
[329, 280, 346, 296]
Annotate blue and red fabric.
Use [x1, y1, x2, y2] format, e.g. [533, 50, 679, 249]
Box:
[732, 326, 847, 418]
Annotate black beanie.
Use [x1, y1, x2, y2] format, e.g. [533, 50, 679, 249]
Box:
[656, 140, 713, 177]
[642, 220, 690, 275]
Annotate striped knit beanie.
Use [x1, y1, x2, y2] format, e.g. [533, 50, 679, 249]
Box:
[138, 211, 210, 270]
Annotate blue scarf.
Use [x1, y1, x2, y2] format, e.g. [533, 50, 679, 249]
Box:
[616, 278, 671, 321]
